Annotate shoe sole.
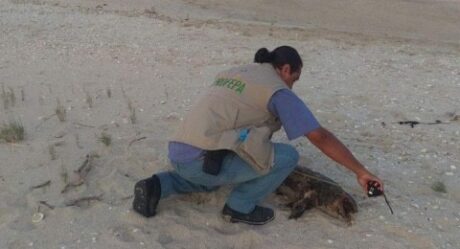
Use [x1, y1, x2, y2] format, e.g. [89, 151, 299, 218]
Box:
[133, 180, 155, 217]
[221, 213, 275, 225]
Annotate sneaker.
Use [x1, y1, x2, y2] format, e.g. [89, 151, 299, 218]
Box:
[132, 175, 161, 217]
[222, 204, 275, 225]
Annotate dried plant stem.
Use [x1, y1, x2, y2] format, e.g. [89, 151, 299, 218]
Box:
[127, 99, 137, 124]
[55, 98, 66, 122]
[61, 154, 98, 193]
[1, 84, 16, 109]
[48, 145, 57, 160]
[85, 91, 93, 108]
[30, 180, 51, 190]
[65, 195, 103, 207]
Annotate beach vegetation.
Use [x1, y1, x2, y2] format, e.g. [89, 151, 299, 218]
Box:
[128, 100, 137, 124]
[106, 88, 112, 98]
[98, 132, 112, 146]
[1, 85, 16, 109]
[0, 120, 25, 143]
[431, 181, 447, 193]
[55, 98, 66, 122]
[85, 91, 93, 108]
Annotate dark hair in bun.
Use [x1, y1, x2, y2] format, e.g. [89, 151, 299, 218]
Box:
[254, 46, 303, 73]
[254, 48, 273, 63]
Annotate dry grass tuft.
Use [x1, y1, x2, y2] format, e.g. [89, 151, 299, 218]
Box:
[55, 98, 66, 122]
[0, 120, 25, 143]
[85, 91, 93, 108]
[127, 100, 137, 124]
[98, 132, 112, 146]
[431, 181, 447, 193]
[1, 85, 16, 109]
[106, 88, 112, 98]
[48, 144, 57, 160]
[20, 87, 25, 102]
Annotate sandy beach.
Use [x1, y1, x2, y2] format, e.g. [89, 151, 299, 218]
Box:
[1, 0, 459, 248]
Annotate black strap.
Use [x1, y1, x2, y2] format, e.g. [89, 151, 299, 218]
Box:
[202, 150, 228, 175]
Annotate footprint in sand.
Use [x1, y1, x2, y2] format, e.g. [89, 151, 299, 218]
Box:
[7, 215, 36, 232]
[157, 222, 192, 246]
[157, 232, 174, 245]
[212, 223, 242, 235]
[0, 208, 15, 226]
[111, 225, 135, 243]
[229, 231, 263, 249]
[7, 239, 35, 249]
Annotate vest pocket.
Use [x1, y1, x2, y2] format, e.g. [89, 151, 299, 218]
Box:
[234, 126, 274, 173]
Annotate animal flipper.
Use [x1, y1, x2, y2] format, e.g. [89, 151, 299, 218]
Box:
[288, 190, 317, 219]
[288, 197, 317, 219]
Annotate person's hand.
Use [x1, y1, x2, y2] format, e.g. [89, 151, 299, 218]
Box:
[356, 171, 384, 194]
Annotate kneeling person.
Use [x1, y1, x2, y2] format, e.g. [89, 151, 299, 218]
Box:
[133, 46, 383, 225]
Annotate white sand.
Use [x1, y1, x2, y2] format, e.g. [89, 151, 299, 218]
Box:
[1, 0, 459, 248]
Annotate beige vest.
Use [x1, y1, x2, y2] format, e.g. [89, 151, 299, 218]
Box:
[172, 63, 287, 173]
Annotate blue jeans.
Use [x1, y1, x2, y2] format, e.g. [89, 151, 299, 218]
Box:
[156, 143, 299, 213]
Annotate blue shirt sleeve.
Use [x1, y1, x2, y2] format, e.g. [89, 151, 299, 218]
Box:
[268, 89, 320, 140]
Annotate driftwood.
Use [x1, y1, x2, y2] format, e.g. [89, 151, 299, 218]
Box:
[397, 120, 443, 128]
[39, 201, 55, 210]
[65, 195, 103, 207]
[128, 136, 147, 148]
[277, 166, 358, 225]
[61, 154, 96, 193]
[30, 180, 51, 190]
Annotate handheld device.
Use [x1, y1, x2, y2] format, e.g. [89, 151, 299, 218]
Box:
[367, 181, 383, 197]
[367, 181, 394, 214]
